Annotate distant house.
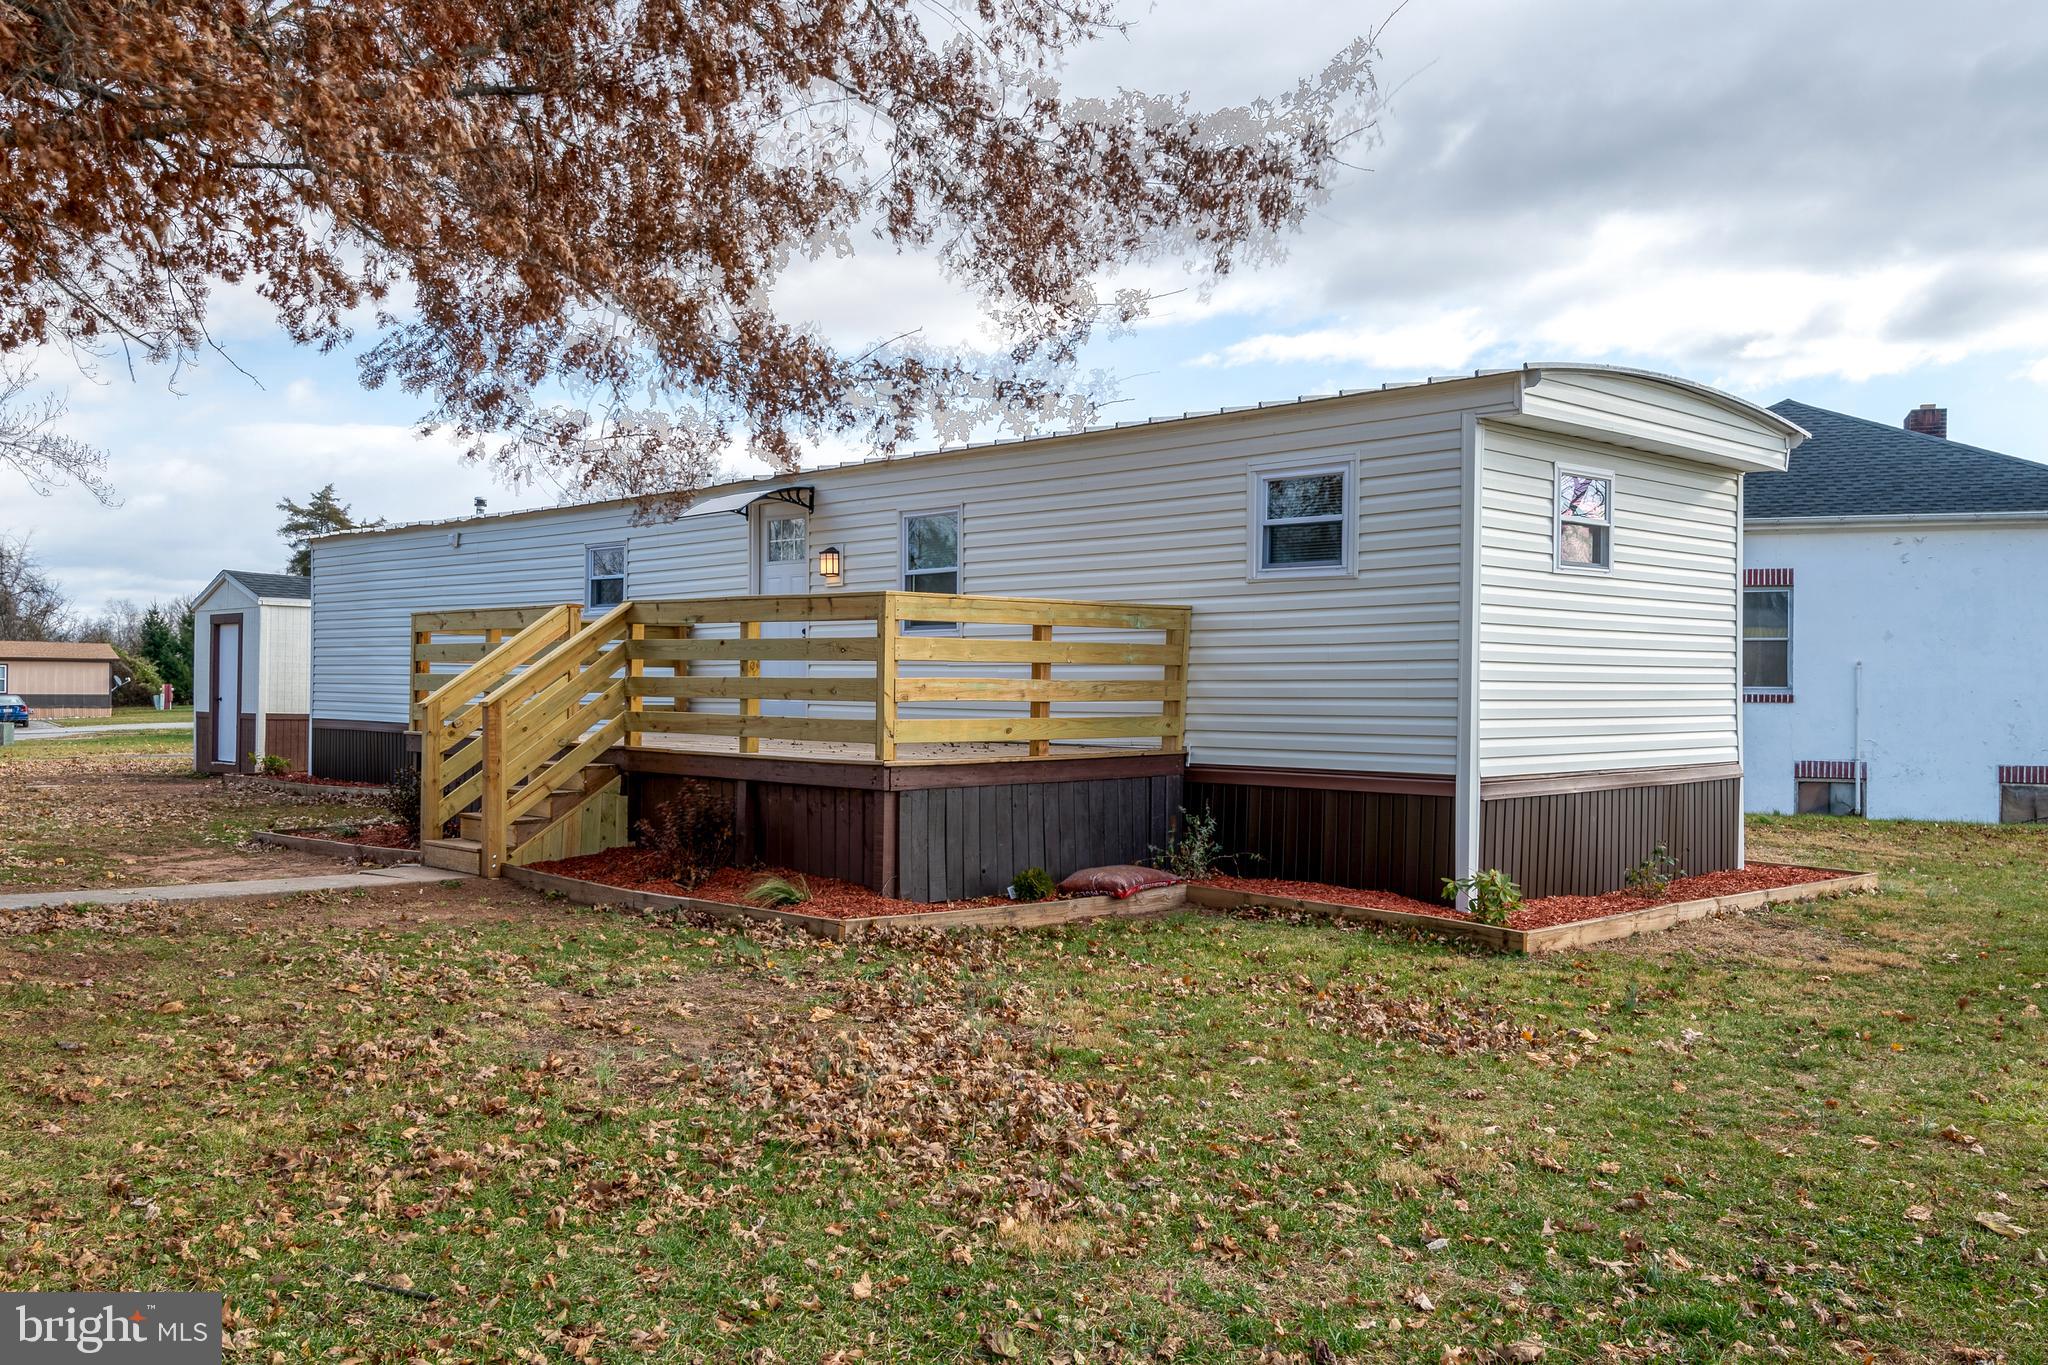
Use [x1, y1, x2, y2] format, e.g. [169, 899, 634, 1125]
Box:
[0, 640, 120, 718]
[191, 570, 312, 773]
[1743, 401, 2048, 822]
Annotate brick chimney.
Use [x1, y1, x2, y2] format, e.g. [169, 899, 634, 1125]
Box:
[1904, 403, 1947, 439]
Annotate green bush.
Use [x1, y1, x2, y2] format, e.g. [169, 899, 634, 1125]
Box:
[1441, 868, 1523, 926]
[111, 647, 164, 707]
[256, 752, 291, 777]
[1009, 866, 1057, 902]
[1623, 843, 1685, 897]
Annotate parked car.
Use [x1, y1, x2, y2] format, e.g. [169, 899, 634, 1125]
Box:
[0, 694, 29, 725]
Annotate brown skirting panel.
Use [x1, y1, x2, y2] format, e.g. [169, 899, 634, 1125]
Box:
[264, 714, 310, 771]
[1480, 775, 1741, 898]
[627, 766, 1180, 902]
[897, 774, 1182, 902]
[1187, 778, 1455, 901]
[311, 720, 410, 783]
[14, 693, 114, 713]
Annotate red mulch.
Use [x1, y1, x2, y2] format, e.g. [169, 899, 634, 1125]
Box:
[290, 822, 417, 851]
[258, 771, 384, 789]
[529, 847, 1013, 921]
[1199, 863, 1849, 933]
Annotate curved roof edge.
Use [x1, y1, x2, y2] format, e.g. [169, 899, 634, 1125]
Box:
[1521, 362, 1811, 442]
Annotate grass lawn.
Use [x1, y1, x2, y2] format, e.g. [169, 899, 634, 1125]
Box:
[0, 802, 2041, 1362]
[0, 746, 377, 889]
[48, 704, 196, 727]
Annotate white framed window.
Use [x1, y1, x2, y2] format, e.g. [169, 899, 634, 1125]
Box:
[0, 663, 7, 692]
[585, 542, 627, 607]
[1743, 587, 1792, 691]
[1554, 467, 1613, 572]
[1249, 462, 1354, 579]
[900, 508, 961, 633]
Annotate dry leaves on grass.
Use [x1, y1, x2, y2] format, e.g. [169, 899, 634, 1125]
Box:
[705, 955, 1127, 1171]
[1294, 974, 1540, 1054]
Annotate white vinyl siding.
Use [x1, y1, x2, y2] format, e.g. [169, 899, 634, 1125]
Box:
[1477, 424, 1742, 777]
[261, 604, 311, 714]
[312, 504, 750, 725]
[312, 381, 1502, 773]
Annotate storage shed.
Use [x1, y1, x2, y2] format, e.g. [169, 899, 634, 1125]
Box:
[191, 570, 312, 773]
[0, 640, 120, 718]
[308, 364, 1805, 898]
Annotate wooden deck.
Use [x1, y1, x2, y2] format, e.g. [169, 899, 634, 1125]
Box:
[411, 591, 1193, 876]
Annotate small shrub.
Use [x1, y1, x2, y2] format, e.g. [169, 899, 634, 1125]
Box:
[1009, 866, 1057, 902]
[1623, 843, 1685, 897]
[385, 759, 424, 840]
[112, 647, 164, 707]
[1442, 868, 1523, 926]
[333, 823, 361, 840]
[1149, 807, 1259, 880]
[256, 752, 291, 777]
[636, 779, 734, 890]
[745, 873, 811, 907]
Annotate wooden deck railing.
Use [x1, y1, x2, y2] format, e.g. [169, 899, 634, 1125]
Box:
[415, 604, 585, 839]
[410, 604, 580, 725]
[445, 591, 1190, 875]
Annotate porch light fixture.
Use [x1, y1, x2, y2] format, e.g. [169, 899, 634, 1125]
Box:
[816, 545, 844, 583]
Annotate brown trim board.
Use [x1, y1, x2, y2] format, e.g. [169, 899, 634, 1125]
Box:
[611, 745, 1184, 792]
[1185, 765, 1455, 797]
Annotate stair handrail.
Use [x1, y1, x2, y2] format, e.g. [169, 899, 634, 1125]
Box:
[479, 601, 637, 875]
[419, 603, 584, 838]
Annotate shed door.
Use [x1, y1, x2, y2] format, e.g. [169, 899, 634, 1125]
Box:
[212, 621, 242, 764]
[758, 510, 809, 717]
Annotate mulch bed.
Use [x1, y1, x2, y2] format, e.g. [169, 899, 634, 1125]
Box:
[1198, 863, 1849, 932]
[257, 772, 384, 789]
[530, 847, 1014, 921]
[285, 822, 418, 851]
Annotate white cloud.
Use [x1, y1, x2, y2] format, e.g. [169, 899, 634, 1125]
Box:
[1198, 308, 1499, 371]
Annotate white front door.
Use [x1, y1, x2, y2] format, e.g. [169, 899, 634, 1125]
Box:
[758, 510, 808, 717]
[213, 621, 241, 764]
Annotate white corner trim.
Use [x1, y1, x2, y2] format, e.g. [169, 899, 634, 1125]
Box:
[1453, 414, 1485, 906]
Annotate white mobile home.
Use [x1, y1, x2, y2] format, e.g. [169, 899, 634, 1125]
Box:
[1742, 401, 2048, 822]
[191, 570, 312, 774]
[310, 364, 1801, 898]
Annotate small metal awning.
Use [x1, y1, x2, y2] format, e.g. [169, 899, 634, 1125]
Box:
[678, 483, 816, 518]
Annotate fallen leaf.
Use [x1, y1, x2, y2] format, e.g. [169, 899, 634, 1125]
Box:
[1973, 1211, 2028, 1240]
[850, 1272, 874, 1300]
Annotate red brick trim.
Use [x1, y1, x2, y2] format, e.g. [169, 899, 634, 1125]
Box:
[1744, 691, 1795, 704]
[1999, 765, 2048, 785]
[1795, 760, 1865, 782]
[1744, 568, 1793, 588]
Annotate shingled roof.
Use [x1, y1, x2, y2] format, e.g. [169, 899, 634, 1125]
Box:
[221, 571, 311, 601]
[1747, 400, 2048, 519]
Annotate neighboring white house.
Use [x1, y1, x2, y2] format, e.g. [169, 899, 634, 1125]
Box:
[309, 363, 1803, 896]
[191, 570, 312, 774]
[1742, 401, 2048, 823]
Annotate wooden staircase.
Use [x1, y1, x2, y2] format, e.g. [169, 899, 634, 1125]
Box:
[415, 603, 633, 877]
[421, 761, 623, 875]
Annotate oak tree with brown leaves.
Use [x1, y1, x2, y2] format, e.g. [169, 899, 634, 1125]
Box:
[2, 2, 1380, 509]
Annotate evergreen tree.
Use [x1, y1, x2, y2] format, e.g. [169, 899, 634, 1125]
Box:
[277, 484, 384, 576]
[138, 602, 193, 703]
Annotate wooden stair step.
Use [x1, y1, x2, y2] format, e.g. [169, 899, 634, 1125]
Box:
[421, 837, 483, 876]
[457, 809, 550, 843]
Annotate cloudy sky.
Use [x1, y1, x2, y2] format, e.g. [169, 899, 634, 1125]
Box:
[13, 0, 2048, 616]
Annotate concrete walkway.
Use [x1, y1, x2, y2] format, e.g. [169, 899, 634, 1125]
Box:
[13, 720, 195, 741]
[0, 863, 458, 911]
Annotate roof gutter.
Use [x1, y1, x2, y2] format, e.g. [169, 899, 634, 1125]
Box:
[1747, 510, 2048, 531]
